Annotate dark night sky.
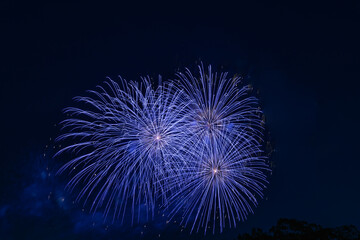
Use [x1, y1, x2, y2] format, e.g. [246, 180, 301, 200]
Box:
[1, 1, 360, 239]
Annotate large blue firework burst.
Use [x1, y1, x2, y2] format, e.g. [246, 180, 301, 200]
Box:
[55, 76, 190, 223]
[55, 64, 270, 234]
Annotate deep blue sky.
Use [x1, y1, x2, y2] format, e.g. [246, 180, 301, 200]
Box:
[1, 1, 360, 239]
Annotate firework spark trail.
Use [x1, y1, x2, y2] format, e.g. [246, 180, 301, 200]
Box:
[55, 76, 190, 223]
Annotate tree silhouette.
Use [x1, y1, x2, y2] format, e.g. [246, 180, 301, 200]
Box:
[238, 218, 360, 240]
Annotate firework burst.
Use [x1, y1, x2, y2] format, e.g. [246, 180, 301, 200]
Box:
[55, 65, 270, 234]
[175, 65, 264, 150]
[164, 134, 268, 234]
[162, 65, 269, 234]
[55, 77, 190, 223]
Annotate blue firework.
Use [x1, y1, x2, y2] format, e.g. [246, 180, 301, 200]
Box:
[164, 134, 268, 234]
[175, 64, 264, 151]
[162, 65, 269, 234]
[55, 76, 189, 223]
[55, 65, 270, 234]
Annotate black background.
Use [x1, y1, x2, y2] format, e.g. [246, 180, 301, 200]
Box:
[1, 1, 360, 239]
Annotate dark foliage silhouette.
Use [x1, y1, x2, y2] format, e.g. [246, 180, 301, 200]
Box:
[238, 218, 360, 240]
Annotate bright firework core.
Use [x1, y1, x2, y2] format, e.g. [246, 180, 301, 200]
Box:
[197, 109, 223, 137]
[153, 134, 164, 149]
